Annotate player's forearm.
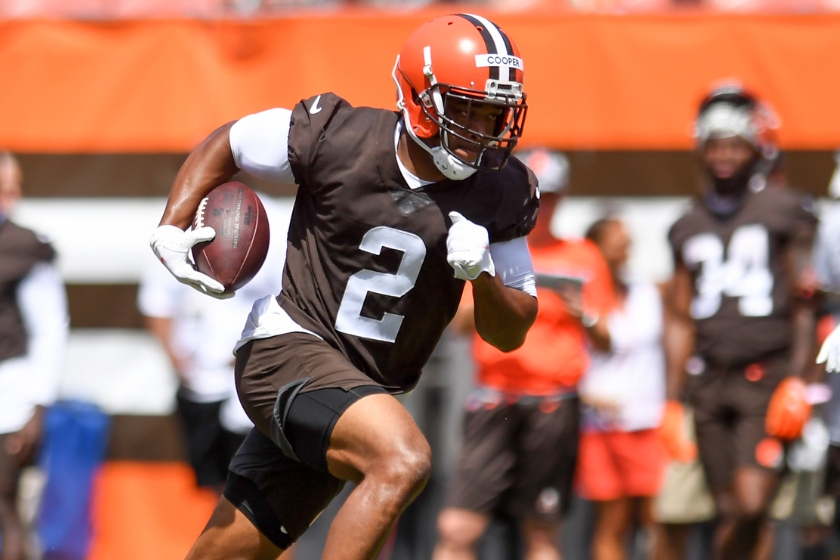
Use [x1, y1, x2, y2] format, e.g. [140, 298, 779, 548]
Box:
[790, 302, 819, 382]
[584, 320, 611, 353]
[664, 315, 694, 401]
[471, 273, 537, 352]
[664, 265, 695, 400]
[160, 122, 239, 229]
[144, 315, 178, 366]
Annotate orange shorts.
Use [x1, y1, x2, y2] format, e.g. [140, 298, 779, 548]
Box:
[576, 429, 666, 501]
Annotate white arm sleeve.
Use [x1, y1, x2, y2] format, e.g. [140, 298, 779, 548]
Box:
[489, 237, 537, 297]
[229, 108, 297, 184]
[17, 262, 69, 406]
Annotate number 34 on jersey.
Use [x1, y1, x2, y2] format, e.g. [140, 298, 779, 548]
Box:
[683, 224, 773, 319]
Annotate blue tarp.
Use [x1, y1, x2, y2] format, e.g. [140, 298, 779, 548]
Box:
[36, 401, 110, 560]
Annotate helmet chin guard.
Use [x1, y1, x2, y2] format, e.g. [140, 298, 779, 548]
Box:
[431, 144, 478, 180]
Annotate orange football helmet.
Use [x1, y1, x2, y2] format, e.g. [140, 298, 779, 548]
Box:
[393, 14, 527, 179]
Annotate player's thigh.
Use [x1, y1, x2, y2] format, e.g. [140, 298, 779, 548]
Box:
[510, 397, 579, 521]
[444, 402, 520, 516]
[732, 356, 788, 476]
[690, 370, 738, 494]
[225, 429, 346, 551]
[236, 332, 428, 486]
[235, 333, 385, 471]
[234, 333, 377, 441]
[326, 392, 431, 484]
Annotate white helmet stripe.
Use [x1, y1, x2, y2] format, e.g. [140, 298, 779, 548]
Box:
[465, 13, 511, 57]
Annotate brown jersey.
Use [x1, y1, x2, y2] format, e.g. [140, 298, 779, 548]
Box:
[280, 93, 539, 393]
[0, 220, 55, 363]
[668, 187, 816, 366]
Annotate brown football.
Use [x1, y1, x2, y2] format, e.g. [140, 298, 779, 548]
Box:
[191, 182, 270, 292]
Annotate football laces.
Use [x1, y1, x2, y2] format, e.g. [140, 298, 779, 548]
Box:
[194, 196, 210, 228]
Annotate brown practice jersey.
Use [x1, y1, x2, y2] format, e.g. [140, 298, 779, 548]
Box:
[668, 186, 816, 366]
[280, 93, 539, 393]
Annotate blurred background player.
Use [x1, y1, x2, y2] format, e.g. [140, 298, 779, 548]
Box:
[576, 216, 667, 560]
[663, 83, 817, 560]
[811, 178, 840, 558]
[0, 151, 69, 560]
[433, 148, 614, 560]
[138, 191, 288, 495]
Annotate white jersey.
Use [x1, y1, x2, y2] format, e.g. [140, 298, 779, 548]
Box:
[813, 204, 840, 444]
[579, 281, 665, 432]
[814, 204, 840, 289]
[138, 195, 287, 426]
[0, 262, 69, 434]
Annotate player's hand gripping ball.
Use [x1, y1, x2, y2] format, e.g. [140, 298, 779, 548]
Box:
[446, 212, 495, 281]
[150, 225, 231, 299]
[191, 182, 270, 294]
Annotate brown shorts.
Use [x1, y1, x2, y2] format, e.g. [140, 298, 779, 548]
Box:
[224, 333, 387, 549]
[446, 389, 580, 523]
[824, 444, 840, 497]
[687, 353, 790, 495]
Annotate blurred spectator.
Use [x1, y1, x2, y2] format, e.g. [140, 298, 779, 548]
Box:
[576, 216, 667, 560]
[661, 82, 817, 560]
[4, 0, 840, 16]
[137, 192, 288, 495]
[433, 149, 615, 560]
[811, 195, 840, 556]
[0, 151, 69, 560]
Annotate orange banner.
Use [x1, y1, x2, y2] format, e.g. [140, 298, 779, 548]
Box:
[1, 12, 840, 152]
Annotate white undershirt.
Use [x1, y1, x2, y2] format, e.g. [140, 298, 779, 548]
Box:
[228, 108, 537, 351]
[0, 262, 69, 433]
[578, 281, 665, 432]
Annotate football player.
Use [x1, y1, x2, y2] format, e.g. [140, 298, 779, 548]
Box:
[661, 83, 817, 560]
[149, 14, 539, 560]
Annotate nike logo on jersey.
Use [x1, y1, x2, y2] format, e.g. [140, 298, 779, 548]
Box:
[310, 95, 322, 115]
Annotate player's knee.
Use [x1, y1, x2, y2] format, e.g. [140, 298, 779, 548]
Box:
[374, 442, 432, 498]
[522, 521, 560, 551]
[736, 493, 770, 520]
[0, 487, 18, 515]
[437, 509, 486, 547]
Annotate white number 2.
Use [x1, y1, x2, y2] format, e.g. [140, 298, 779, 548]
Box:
[335, 226, 427, 343]
[683, 224, 773, 319]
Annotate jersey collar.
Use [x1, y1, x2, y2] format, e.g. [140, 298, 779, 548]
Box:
[394, 119, 435, 191]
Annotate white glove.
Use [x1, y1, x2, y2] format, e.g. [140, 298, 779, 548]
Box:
[149, 225, 233, 299]
[446, 211, 495, 281]
[818, 324, 840, 373]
